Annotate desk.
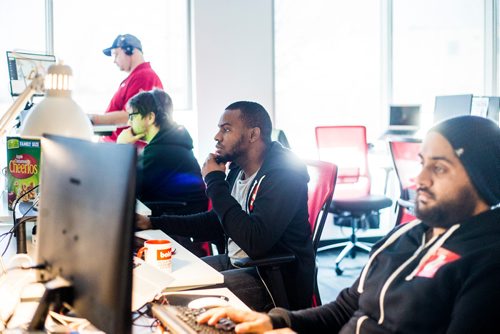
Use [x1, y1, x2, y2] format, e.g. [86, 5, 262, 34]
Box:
[135, 229, 224, 291]
[132, 288, 250, 334]
[1, 228, 238, 333]
[92, 124, 119, 136]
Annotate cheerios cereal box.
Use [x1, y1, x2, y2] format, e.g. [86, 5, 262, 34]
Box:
[6, 136, 41, 210]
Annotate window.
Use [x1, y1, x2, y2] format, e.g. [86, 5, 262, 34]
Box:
[274, 0, 382, 158]
[0, 0, 46, 118]
[52, 0, 191, 113]
[392, 0, 484, 130]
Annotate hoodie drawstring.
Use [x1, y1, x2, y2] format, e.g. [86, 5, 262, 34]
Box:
[357, 219, 422, 294]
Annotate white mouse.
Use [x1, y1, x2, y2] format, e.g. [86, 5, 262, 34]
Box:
[187, 296, 230, 309]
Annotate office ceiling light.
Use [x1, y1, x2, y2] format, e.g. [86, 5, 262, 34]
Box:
[20, 62, 93, 140]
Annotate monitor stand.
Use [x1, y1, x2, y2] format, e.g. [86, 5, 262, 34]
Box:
[28, 277, 73, 331]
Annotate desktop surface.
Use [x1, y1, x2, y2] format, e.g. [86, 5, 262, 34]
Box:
[135, 229, 224, 291]
[93, 124, 119, 136]
[0, 225, 245, 333]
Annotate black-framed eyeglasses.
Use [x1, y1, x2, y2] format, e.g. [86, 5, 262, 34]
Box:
[128, 112, 141, 120]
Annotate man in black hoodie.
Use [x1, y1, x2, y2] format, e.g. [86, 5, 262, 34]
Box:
[198, 115, 500, 334]
[118, 89, 209, 256]
[136, 101, 315, 311]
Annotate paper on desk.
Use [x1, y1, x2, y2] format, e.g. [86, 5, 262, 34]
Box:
[136, 199, 152, 216]
[135, 229, 170, 241]
[132, 257, 174, 311]
[134, 230, 224, 291]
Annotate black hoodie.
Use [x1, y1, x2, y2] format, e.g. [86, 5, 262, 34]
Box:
[150, 142, 315, 310]
[269, 208, 500, 333]
[137, 125, 207, 206]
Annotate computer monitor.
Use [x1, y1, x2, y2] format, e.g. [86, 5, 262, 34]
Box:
[34, 135, 137, 334]
[472, 96, 499, 124]
[486, 96, 500, 124]
[433, 94, 473, 123]
[6, 51, 56, 97]
[388, 105, 421, 130]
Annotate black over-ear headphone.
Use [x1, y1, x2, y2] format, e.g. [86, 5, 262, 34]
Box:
[123, 45, 134, 56]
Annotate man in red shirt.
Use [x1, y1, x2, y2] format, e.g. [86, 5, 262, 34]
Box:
[89, 34, 163, 142]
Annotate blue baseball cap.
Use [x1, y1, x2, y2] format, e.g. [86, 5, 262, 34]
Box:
[103, 34, 143, 56]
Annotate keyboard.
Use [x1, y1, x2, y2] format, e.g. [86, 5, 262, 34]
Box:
[152, 304, 235, 334]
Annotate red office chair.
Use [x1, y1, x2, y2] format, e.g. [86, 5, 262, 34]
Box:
[315, 126, 392, 275]
[304, 159, 337, 306]
[388, 139, 422, 225]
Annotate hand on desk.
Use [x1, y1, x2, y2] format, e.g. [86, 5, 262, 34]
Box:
[197, 306, 293, 333]
[136, 214, 153, 230]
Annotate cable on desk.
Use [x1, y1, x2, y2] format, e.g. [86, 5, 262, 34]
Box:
[256, 266, 277, 309]
[5, 262, 46, 271]
[132, 303, 161, 332]
[1, 214, 37, 256]
[1, 185, 39, 256]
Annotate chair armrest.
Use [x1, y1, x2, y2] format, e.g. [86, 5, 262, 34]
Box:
[143, 201, 188, 208]
[233, 253, 296, 268]
[397, 198, 415, 209]
[142, 200, 188, 216]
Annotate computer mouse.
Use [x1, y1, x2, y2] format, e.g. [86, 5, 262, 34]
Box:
[187, 296, 230, 309]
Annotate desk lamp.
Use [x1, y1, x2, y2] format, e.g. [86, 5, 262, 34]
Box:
[20, 62, 93, 139]
[0, 61, 93, 255]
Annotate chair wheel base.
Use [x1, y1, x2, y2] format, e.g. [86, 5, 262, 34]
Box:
[335, 266, 343, 276]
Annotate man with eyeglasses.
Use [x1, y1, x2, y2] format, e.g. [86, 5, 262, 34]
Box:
[89, 34, 163, 144]
[117, 89, 209, 257]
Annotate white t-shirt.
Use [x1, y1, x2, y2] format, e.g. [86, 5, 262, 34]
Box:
[228, 169, 259, 263]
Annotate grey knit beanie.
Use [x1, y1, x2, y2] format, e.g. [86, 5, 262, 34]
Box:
[429, 115, 500, 207]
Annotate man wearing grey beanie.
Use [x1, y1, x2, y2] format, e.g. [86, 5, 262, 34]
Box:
[197, 115, 500, 334]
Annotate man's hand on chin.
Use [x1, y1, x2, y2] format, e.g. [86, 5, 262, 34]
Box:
[202, 153, 226, 178]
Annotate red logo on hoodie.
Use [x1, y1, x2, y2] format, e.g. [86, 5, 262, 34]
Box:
[415, 247, 460, 278]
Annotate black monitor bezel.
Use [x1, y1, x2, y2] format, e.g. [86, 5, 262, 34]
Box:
[34, 134, 136, 334]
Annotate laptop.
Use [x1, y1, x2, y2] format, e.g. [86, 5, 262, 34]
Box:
[381, 105, 421, 137]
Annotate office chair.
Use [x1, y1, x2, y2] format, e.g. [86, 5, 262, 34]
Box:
[304, 159, 337, 306]
[271, 128, 291, 149]
[388, 139, 422, 225]
[234, 159, 337, 308]
[315, 126, 392, 275]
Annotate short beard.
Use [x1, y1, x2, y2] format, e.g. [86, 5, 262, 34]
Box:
[416, 188, 478, 228]
[217, 136, 245, 164]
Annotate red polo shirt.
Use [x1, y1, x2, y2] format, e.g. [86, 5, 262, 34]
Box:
[103, 62, 163, 142]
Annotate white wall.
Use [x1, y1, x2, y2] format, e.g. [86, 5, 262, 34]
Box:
[192, 0, 274, 159]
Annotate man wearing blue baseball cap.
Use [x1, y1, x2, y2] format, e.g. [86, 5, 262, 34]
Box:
[89, 34, 163, 143]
